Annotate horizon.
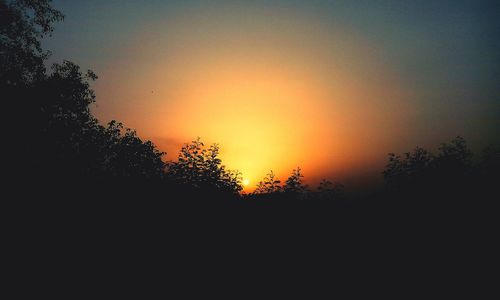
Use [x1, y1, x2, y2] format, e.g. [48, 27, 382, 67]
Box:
[41, 0, 500, 192]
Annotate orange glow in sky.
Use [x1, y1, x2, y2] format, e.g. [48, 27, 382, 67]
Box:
[92, 6, 415, 191]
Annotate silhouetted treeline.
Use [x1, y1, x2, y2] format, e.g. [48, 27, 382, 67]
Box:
[2, 0, 499, 223]
[4, 1, 500, 292]
[3, 0, 499, 206]
[382, 136, 499, 204]
[249, 168, 344, 201]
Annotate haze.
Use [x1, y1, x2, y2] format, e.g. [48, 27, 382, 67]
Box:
[44, 0, 500, 192]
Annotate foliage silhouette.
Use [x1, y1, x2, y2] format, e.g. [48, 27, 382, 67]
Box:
[381, 135, 500, 211]
[27, 60, 166, 182]
[0, 0, 63, 85]
[315, 179, 344, 200]
[3, 3, 500, 287]
[2, 1, 167, 187]
[383, 146, 434, 189]
[284, 167, 308, 194]
[167, 137, 243, 194]
[250, 169, 345, 202]
[2, 0, 498, 209]
[434, 136, 473, 177]
[254, 170, 281, 194]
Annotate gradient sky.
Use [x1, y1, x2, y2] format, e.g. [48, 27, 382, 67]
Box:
[44, 0, 500, 192]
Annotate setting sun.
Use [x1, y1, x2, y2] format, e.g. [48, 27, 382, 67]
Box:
[39, 0, 499, 193]
[5, 2, 498, 271]
[93, 5, 416, 189]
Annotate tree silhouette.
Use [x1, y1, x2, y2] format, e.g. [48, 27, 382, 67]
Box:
[167, 138, 243, 194]
[316, 179, 344, 200]
[99, 121, 166, 180]
[0, 0, 64, 86]
[382, 136, 483, 198]
[3, 1, 166, 184]
[383, 146, 433, 188]
[284, 167, 308, 194]
[251, 170, 346, 201]
[434, 136, 473, 175]
[27, 60, 166, 181]
[4, 0, 498, 211]
[254, 170, 281, 194]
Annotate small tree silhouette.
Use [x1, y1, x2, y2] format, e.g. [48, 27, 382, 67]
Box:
[383, 146, 433, 188]
[317, 179, 344, 200]
[254, 170, 281, 194]
[167, 138, 242, 194]
[435, 136, 473, 172]
[284, 167, 308, 194]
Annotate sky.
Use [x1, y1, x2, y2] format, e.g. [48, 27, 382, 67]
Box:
[44, 0, 500, 192]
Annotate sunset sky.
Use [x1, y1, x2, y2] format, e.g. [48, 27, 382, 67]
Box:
[44, 0, 500, 191]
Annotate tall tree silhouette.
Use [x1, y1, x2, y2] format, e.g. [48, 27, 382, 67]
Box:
[0, 0, 63, 86]
[2, 0, 166, 184]
[27, 60, 166, 182]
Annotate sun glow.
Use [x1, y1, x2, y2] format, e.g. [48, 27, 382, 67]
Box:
[93, 5, 414, 190]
